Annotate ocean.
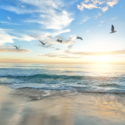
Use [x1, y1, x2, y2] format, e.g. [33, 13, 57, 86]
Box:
[1, 63, 125, 125]
[0, 63, 125, 94]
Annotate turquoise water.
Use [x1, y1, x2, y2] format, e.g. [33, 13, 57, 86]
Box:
[0, 63, 125, 93]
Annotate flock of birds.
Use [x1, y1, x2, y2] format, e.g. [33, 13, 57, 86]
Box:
[14, 25, 116, 50]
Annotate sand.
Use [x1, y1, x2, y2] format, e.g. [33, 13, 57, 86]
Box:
[0, 85, 125, 125]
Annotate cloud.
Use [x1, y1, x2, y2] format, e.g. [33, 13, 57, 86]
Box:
[66, 50, 125, 56]
[101, 21, 104, 23]
[77, 3, 98, 11]
[39, 49, 125, 59]
[101, 6, 108, 12]
[85, 0, 89, 3]
[55, 48, 60, 51]
[0, 28, 35, 45]
[29, 29, 70, 41]
[0, 46, 31, 53]
[77, 0, 119, 13]
[107, 0, 119, 7]
[21, 5, 25, 8]
[80, 17, 90, 24]
[30, 33, 76, 49]
[25, 10, 74, 30]
[0, 29, 17, 45]
[16, 35, 35, 41]
[7, 17, 11, 20]
[1, 0, 74, 30]
[40, 52, 82, 59]
[0, 21, 20, 25]
[95, 13, 101, 19]
[111, 17, 117, 20]
[87, 30, 89, 33]
[0, 58, 23, 62]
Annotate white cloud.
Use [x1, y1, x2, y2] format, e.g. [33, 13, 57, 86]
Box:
[111, 17, 117, 20]
[0, 21, 20, 25]
[1, 0, 74, 31]
[66, 49, 125, 56]
[0, 29, 17, 45]
[16, 35, 35, 41]
[91, 0, 105, 5]
[77, 0, 119, 13]
[30, 33, 76, 49]
[20, 0, 64, 10]
[107, 0, 119, 7]
[29, 29, 70, 41]
[95, 13, 101, 19]
[87, 30, 89, 33]
[80, 17, 90, 24]
[0, 28, 35, 45]
[85, 0, 89, 3]
[41, 49, 83, 59]
[24, 10, 73, 30]
[101, 6, 108, 12]
[0, 45, 30, 53]
[7, 17, 11, 20]
[77, 3, 99, 11]
[21, 5, 25, 8]
[101, 21, 104, 23]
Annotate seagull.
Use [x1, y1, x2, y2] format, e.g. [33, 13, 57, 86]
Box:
[14, 46, 20, 49]
[56, 39, 62, 43]
[76, 36, 83, 40]
[110, 25, 117, 33]
[39, 40, 47, 45]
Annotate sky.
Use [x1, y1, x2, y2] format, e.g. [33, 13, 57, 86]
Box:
[0, 0, 125, 64]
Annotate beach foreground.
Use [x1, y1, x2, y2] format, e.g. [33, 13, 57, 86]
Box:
[0, 85, 125, 125]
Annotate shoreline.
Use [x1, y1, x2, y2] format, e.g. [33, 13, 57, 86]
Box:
[0, 85, 125, 125]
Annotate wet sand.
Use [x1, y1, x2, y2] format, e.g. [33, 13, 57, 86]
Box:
[0, 85, 125, 125]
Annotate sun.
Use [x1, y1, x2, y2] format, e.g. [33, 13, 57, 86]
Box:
[94, 55, 112, 63]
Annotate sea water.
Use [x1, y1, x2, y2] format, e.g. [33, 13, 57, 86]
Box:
[0, 63, 125, 94]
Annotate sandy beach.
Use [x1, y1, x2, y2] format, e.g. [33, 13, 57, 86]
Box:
[0, 85, 125, 125]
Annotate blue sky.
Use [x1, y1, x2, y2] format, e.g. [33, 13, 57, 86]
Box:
[0, 0, 125, 64]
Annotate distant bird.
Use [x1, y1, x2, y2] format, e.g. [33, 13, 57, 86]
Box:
[39, 40, 47, 45]
[110, 25, 117, 33]
[56, 39, 62, 43]
[14, 46, 20, 49]
[76, 36, 83, 40]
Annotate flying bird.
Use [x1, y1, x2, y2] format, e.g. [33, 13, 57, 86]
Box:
[76, 36, 83, 40]
[14, 46, 20, 49]
[110, 25, 117, 33]
[56, 39, 62, 43]
[39, 40, 47, 45]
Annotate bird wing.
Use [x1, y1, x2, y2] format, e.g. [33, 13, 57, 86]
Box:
[39, 40, 44, 45]
[14, 46, 17, 49]
[77, 37, 83, 40]
[112, 25, 114, 32]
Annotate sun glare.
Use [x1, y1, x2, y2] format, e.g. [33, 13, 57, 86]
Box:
[93, 56, 113, 63]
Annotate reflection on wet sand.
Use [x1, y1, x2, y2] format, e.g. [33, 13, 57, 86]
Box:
[0, 85, 125, 125]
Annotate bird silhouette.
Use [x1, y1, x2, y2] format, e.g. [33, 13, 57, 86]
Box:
[110, 25, 117, 33]
[14, 46, 20, 49]
[76, 36, 83, 40]
[39, 40, 47, 45]
[56, 39, 62, 43]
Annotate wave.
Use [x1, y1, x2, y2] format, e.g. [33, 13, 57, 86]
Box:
[98, 83, 121, 87]
[14, 86, 125, 94]
[0, 73, 88, 79]
[0, 73, 123, 79]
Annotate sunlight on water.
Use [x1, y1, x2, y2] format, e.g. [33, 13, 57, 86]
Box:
[0, 63, 125, 93]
